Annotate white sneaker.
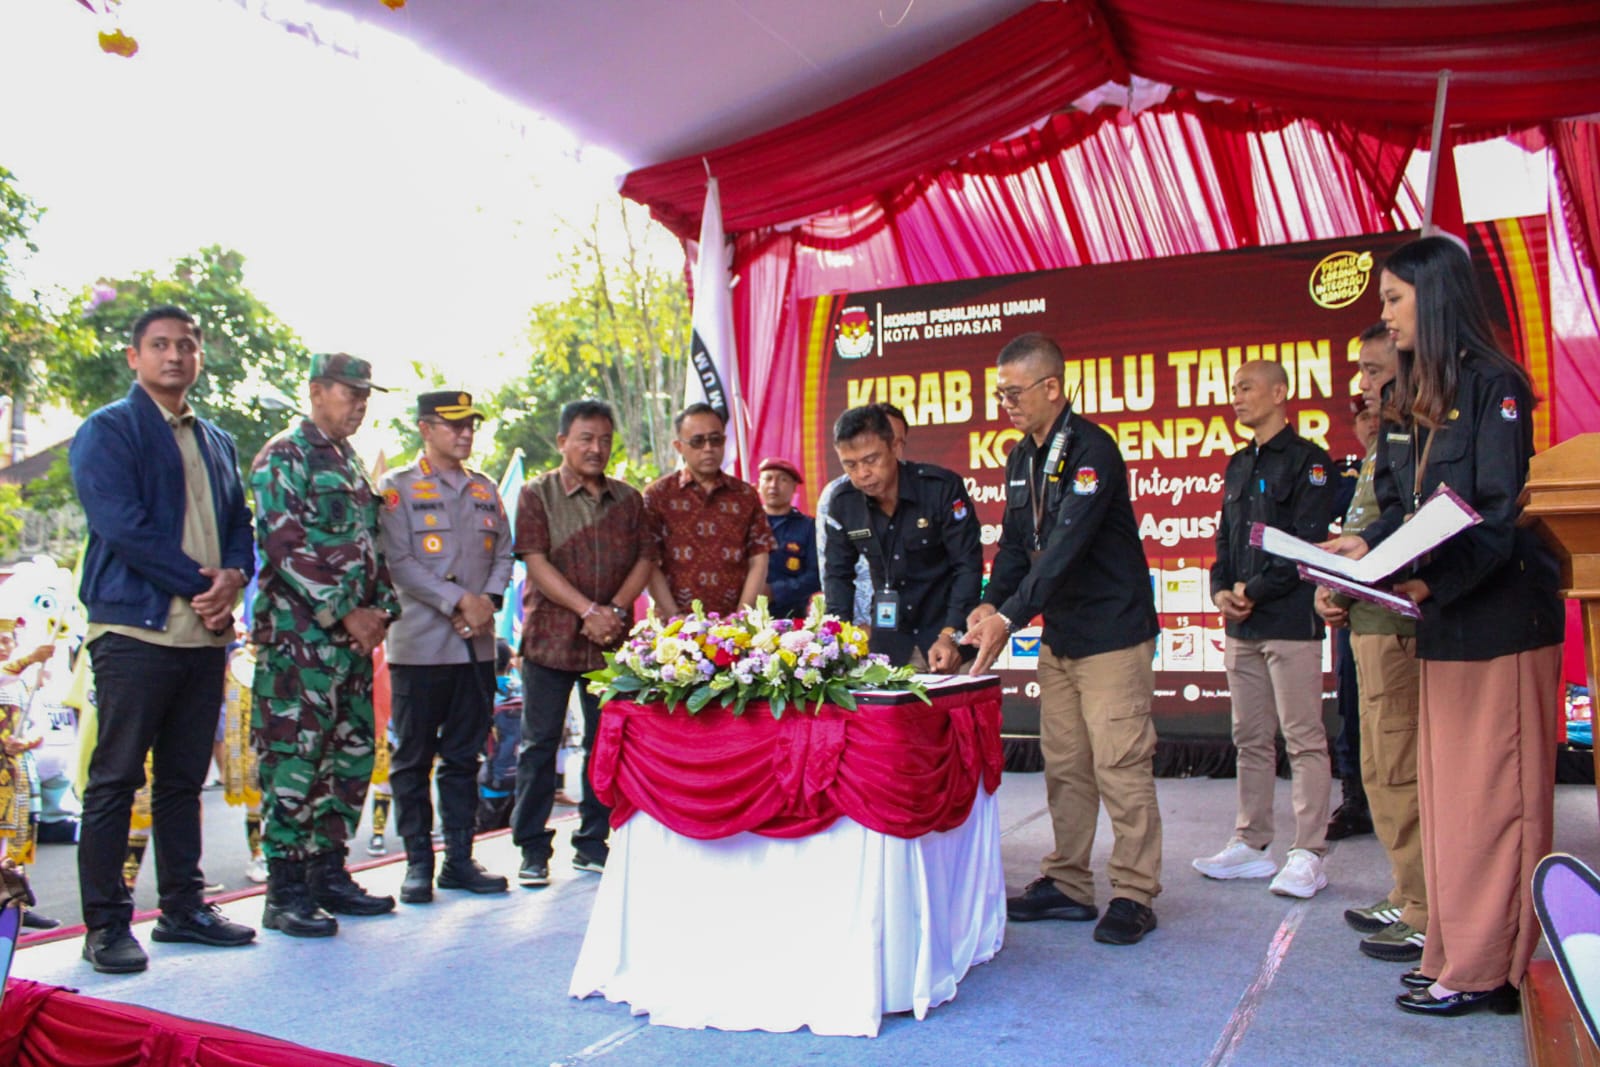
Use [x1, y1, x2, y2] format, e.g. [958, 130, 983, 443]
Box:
[1192, 837, 1277, 880]
[1268, 848, 1328, 898]
[245, 855, 267, 884]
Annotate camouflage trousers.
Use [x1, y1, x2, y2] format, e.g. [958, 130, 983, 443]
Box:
[251, 639, 376, 861]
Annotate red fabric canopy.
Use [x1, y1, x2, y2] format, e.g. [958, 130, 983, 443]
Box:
[589, 687, 1004, 840]
[624, 0, 1600, 242]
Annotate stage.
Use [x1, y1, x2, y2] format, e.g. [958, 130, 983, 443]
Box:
[11, 773, 1591, 1066]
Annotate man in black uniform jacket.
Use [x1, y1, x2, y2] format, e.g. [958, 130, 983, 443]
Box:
[823, 405, 981, 670]
[1194, 359, 1339, 901]
[965, 332, 1163, 946]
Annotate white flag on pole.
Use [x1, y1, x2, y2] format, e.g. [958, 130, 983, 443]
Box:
[686, 176, 748, 477]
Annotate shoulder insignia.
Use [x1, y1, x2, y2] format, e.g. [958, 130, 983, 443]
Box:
[1072, 467, 1099, 495]
[382, 488, 400, 512]
[1309, 464, 1327, 486]
[951, 499, 969, 522]
[1500, 397, 1518, 422]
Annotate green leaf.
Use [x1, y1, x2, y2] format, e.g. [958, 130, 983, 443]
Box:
[685, 684, 716, 713]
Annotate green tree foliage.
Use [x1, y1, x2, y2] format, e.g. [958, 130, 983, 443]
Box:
[0, 484, 22, 560]
[45, 245, 311, 466]
[0, 165, 91, 410]
[485, 205, 689, 487]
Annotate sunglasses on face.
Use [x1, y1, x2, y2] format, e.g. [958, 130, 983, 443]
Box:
[682, 433, 727, 450]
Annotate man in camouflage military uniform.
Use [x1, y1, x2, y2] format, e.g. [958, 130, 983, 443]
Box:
[250, 353, 402, 937]
[376, 391, 514, 904]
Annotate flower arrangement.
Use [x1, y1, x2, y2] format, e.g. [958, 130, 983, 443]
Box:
[586, 598, 927, 718]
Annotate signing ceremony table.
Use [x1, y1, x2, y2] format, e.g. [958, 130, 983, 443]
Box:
[568, 676, 1006, 1037]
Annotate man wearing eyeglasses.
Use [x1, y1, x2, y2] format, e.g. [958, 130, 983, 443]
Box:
[964, 332, 1162, 945]
[376, 392, 515, 906]
[824, 404, 981, 670]
[644, 403, 776, 618]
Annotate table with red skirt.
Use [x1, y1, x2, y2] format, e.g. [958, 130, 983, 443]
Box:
[568, 676, 1006, 1037]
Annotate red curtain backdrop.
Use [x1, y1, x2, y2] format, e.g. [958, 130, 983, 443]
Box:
[589, 688, 1004, 841]
[724, 95, 1429, 472]
[627, 1, 1600, 243]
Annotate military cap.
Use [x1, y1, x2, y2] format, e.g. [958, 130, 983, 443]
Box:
[418, 390, 486, 421]
[309, 352, 387, 392]
[758, 457, 803, 484]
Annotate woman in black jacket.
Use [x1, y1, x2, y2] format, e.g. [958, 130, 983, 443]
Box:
[1327, 236, 1564, 1017]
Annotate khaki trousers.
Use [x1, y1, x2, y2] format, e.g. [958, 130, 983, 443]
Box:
[1417, 644, 1562, 992]
[1225, 637, 1330, 855]
[1037, 640, 1163, 907]
[1350, 631, 1426, 930]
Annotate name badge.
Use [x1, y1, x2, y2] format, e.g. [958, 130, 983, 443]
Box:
[873, 589, 900, 631]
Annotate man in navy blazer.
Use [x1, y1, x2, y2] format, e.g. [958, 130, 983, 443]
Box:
[70, 305, 258, 974]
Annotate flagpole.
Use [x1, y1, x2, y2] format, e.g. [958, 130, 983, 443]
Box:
[1421, 69, 1450, 234]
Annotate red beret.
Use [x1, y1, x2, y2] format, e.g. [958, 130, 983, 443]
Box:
[757, 457, 803, 484]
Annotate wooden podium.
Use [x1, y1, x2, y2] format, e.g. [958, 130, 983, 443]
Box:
[1519, 432, 1600, 1067]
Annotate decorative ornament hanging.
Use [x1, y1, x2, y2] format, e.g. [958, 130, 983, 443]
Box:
[97, 28, 138, 57]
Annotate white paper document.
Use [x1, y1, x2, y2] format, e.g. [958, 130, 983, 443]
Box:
[1251, 484, 1482, 584]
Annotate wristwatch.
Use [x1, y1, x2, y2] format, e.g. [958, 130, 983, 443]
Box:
[608, 603, 631, 624]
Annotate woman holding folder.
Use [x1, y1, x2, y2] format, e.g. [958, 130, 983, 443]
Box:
[1324, 235, 1564, 1017]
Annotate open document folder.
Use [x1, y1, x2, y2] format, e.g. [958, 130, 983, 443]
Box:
[1249, 485, 1483, 619]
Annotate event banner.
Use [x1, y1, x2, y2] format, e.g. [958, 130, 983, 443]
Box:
[798, 220, 1551, 739]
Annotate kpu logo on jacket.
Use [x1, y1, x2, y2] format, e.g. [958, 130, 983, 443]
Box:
[1073, 467, 1099, 495]
[1309, 464, 1327, 486]
[1501, 396, 1519, 421]
[834, 306, 874, 359]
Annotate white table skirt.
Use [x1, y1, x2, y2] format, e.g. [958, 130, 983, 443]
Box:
[568, 786, 1005, 1037]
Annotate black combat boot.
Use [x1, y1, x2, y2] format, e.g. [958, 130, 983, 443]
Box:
[436, 828, 509, 894]
[1325, 775, 1374, 840]
[400, 836, 435, 904]
[262, 858, 338, 938]
[308, 846, 396, 915]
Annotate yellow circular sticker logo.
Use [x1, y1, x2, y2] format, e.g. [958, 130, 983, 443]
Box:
[1308, 250, 1374, 309]
[422, 533, 444, 554]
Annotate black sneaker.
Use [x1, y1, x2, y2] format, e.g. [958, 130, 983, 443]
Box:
[518, 858, 550, 888]
[151, 903, 256, 947]
[573, 853, 607, 874]
[1006, 877, 1097, 922]
[83, 922, 148, 974]
[1093, 897, 1158, 945]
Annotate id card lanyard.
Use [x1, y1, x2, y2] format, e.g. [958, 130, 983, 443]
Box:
[1031, 410, 1075, 554]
